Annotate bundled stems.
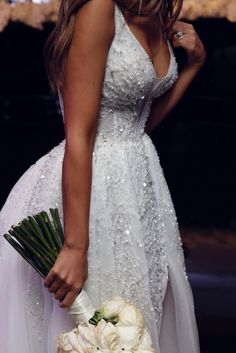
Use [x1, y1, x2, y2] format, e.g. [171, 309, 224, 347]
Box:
[3, 208, 64, 279]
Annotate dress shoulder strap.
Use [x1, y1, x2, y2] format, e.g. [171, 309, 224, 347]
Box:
[114, 3, 125, 36]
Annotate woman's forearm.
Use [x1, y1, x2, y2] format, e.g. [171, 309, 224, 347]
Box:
[43, 0, 116, 307]
[144, 19, 206, 134]
[62, 136, 95, 252]
[145, 63, 202, 134]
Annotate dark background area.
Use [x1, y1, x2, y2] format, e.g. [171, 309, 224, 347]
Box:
[0, 17, 236, 353]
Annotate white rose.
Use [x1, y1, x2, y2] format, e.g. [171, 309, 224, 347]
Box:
[137, 329, 155, 351]
[56, 328, 79, 352]
[67, 329, 81, 351]
[101, 296, 127, 318]
[56, 324, 96, 353]
[75, 335, 93, 353]
[77, 323, 97, 348]
[78, 320, 119, 353]
[116, 325, 143, 350]
[96, 320, 120, 353]
[117, 303, 144, 327]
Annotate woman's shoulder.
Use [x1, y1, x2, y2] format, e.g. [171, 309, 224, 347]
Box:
[75, 0, 116, 24]
[73, 0, 116, 42]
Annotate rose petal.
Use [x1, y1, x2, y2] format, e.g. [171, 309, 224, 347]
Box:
[116, 326, 143, 350]
[118, 304, 144, 327]
[102, 297, 127, 318]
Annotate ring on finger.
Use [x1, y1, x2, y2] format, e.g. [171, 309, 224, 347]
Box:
[175, 31, 184, 40]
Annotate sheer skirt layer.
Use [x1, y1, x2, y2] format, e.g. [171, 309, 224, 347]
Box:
[0, 136, 200, 353]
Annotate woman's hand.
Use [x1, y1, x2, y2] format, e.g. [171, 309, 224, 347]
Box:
[146, 21, 206, 133]
[43, 245, 88, 308]
[168, 20, 206, 69]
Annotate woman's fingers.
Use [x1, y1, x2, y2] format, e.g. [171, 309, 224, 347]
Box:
[168, 20, 206, 66]
[172, 34, 195, 49]
[54, 284, 70, 301]
[43, 269, 56, 288]
[168, 21, 185, 39]
[43, 245, 88, 308]
[48, 277, 63, 294]
[45, 273, 79, 303]
[168, 21, 194, 41]
[59, 289, 79, 309]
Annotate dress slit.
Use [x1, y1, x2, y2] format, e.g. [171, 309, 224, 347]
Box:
[159, 275, 179, 353]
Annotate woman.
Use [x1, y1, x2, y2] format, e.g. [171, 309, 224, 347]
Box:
[0, 0, 205, 352]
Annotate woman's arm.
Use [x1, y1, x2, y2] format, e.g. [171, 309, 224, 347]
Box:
[44, 0, 115, 308]
[145, 21, 206, 134]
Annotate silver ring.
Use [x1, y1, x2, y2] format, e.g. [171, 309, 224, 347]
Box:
[175, 31, 184, 40]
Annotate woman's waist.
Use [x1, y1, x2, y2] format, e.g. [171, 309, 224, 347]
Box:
[93, 130, 152, 148]
[96, 106, 148, 141]
[92, 132, 159, 168]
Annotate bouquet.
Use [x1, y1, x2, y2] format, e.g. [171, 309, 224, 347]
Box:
[4, 208, 156, 353]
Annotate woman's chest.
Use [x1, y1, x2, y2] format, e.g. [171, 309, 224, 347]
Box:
[100, 4, 178, 109]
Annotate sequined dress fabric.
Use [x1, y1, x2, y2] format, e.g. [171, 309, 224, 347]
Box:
[0, 4, 200, 353]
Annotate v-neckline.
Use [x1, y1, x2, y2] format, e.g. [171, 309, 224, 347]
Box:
[115, 4, 173, 81]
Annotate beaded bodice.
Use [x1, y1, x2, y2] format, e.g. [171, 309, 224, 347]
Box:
[59, 3, 178, 141]
[97, 4, 178, 141]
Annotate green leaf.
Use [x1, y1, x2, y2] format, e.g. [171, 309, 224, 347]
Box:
[104, 315, 119, 325]
[88, 309, 106, 325]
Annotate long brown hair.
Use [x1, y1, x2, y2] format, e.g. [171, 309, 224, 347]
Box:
[44, 0, 183, 93]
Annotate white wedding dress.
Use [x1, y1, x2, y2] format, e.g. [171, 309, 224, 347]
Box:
[0, 4, 200, 353]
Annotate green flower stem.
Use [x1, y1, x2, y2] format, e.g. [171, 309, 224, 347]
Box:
[16, 223, 55, 262]
[50, 208, 64, 243]
[34, 213, 58, 254]
[4, 233, 48, 278]
[47, 223, 62, 250]
[22, 217, 54, 254]
[41, 212, 62, 252]
[9, 228, 54, 268]
[11, 225, 56, 263]
[27, 215, 44, 235]
[28, 215, 57, 255]
[4, 208, 67, 283]
[39, 211, 61, 253]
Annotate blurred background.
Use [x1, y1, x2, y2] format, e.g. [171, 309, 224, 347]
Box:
[0, 1, 236, 352]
